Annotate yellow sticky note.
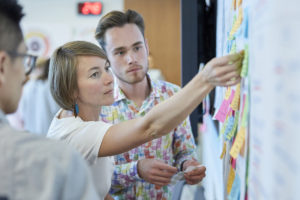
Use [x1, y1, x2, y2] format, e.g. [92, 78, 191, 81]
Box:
[230, 42, 237, 54]
[229, 7, 243, 38]
[225, 87, 232, 100]
[229, 127, 246, 159]
[227, 166, 236, 194]
[220, 142, 227, 159]
[231, 84, 241, 111]
[240, 135, 246, 157]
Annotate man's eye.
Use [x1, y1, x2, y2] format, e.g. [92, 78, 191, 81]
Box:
[134, 46, 141, 51]
[115, 51, 124, 56]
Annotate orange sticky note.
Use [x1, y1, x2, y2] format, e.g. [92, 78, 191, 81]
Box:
[232, 0, 236, 10]
[220, 142, 227, 159]
[237, 0, 243, 7]
[229, 127, 246, 158]
[227, 166, 236, 194]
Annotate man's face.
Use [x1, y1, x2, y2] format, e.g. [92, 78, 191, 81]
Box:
[104, 23, 149, 85]
[0, 41, 26, 114]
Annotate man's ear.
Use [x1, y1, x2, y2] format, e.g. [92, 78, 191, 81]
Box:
[144, 38, 149, 56]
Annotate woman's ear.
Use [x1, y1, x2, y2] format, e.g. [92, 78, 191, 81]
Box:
[0, 51, 8, 85]
[73, 89, 79, 101]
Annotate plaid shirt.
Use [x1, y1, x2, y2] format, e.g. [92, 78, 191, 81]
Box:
[100, 77, 197, 200]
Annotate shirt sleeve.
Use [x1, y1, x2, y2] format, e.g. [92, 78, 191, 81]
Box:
[172, 116, 198, 170]
[60, 147, 100, 200]
[68, 120, 112, 165]
[109, 161, 143, 194]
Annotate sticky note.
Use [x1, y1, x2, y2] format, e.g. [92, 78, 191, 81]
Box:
[232, 0, 236, 10]
[228, 173, 241, 200]
[225, 112, 239, 141]
[230, 41, 237, 54]
[240, 134, 246, 157]
[227, 166, 236, 194]
[220, 117, 229, 135]
[241, 44, 249, 77]
[229, 7, 243, 38]
[241, 95, 249, 127]
[220, 142, 227, 159]
[225, 87, 232, 100]
[230, 84, 241, 110]
[214, 90, 235, 123]
[229, 127, 246, 158]
[237, 0, 243, 7]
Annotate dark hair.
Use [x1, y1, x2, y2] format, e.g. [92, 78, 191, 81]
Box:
[0, 0, 24, 52]
[37, 58, 50, 81]
[95, 9, 145, 51]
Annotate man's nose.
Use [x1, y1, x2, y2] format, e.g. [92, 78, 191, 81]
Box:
[126, 51, 136, 65]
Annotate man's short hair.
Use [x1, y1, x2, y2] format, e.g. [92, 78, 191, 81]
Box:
[49, 41, 108, 111]
[0, 0, 24, 52]
[95, 9, 145, 51]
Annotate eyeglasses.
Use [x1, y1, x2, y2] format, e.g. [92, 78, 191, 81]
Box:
[7, 51, 38, 75]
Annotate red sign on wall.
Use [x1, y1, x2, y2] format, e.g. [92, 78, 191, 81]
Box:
[78, 2, 102, 15]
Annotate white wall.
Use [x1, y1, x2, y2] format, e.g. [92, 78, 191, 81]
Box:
[19, 0, 124, 57]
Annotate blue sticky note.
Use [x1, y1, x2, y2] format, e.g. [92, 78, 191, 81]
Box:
[228, 173, 241, 200]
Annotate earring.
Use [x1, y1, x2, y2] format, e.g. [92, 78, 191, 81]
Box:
[74, 103, 79, 117]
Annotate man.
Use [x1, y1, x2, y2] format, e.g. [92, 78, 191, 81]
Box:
[96, 10, 210, 199]
[0, 1, 99, 199]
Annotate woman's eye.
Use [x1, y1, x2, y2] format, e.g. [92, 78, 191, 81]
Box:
[90, 72, 99, 78]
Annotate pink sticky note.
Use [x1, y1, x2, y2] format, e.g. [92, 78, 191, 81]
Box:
[214, 90, 235, 122]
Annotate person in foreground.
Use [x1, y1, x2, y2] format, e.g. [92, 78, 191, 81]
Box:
[0, 0, 99, 199]
[47, 38, 243, 199]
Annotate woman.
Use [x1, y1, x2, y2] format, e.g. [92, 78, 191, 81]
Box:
[47, 41, 242, 199]
[18, 58, 59, 135]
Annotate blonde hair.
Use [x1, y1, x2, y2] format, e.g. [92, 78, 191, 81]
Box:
[49, 41, 107, 110]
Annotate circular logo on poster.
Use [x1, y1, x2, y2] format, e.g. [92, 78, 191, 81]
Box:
[25, 31, 50, 57]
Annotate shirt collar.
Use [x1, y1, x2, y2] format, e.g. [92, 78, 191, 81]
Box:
[114, 74, 160, 102]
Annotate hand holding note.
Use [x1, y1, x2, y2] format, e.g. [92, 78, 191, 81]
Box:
[200, 51, 244, 87]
